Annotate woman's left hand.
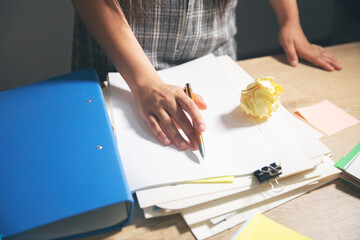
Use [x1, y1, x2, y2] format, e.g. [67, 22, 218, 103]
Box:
[278, 23, 342, 71]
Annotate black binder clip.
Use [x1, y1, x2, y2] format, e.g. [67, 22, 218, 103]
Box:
[254, 163, 283, 192]
[253, 163, 282, 183]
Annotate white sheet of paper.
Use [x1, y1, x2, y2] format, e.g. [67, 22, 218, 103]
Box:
[138, 156, 324, 213]
[218, 55, 324, 143]
[141, 156, 331, 220]
[182, 157, 341, 229]
[180, 157, 338, 226]
[345, 152, 360, 180]
[143, 206, 180, 219]
[157, 170, 319, 210]
[135, 56, 329, 208]
[136, 175, 255, 209]
[188, 164, 339, 240]
[108, 54, 278, 191]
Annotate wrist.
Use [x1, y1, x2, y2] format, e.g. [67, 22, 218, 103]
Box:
[114, 59, 163, 95]
[279, 17, 300, 29]
[126, 72, 163, 98]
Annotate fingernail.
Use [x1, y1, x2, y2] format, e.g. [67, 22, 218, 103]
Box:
[290, 60, 298, 66]
[163, 138, 171, 145]
[198, 124, 206, 132]
[179, 141, 188, 149]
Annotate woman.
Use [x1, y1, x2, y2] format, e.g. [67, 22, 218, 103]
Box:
[71, 0, 342, 151]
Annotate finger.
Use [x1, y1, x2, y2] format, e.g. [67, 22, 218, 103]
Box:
[194, 93, 207, 110]
[178, 94, 206, 133]
[167, 104, 198, 149]
[321, 54, 343, 71]
[313, 45, 336, 61]
[282, 40, 299, 67]
[331, 60, 342, 70]
[156, 110, 189, 150]
[321, 50, 342, 70]
[313, 57, 335, 71]
[146, 115, 171, 146]
[311, 45, 342, 71]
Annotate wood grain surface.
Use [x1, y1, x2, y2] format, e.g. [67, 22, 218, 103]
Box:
[85, 42, 360, 240]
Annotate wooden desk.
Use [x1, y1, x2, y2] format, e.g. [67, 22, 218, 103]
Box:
[87, 42, 360, 240]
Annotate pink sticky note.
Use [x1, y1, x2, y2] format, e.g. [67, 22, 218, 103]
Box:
[296, 100, 359, 136]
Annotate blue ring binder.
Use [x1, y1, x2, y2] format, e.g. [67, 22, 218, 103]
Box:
[0, 69, 133, 239]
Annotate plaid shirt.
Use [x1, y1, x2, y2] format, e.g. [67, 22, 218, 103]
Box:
[72, 0, 238, 81]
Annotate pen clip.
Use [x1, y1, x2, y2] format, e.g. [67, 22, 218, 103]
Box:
[185, 83, 193, 99]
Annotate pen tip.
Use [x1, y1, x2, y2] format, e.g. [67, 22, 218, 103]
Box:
[199, 145, 205, 160]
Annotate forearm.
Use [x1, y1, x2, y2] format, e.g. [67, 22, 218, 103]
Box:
[71, 0, 161, 95]
[72, 0, 207, 150]
[268, 0, 300, 27]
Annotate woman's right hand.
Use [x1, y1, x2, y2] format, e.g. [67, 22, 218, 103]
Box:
[133, 81, 207, 150]
[71, 0, 207, 150]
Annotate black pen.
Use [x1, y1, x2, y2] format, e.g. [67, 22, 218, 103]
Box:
[185, 83, 205, 159]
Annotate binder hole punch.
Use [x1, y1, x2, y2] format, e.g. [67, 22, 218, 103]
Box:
[254, 163, 283, 193]
[96, 145, 103, 150]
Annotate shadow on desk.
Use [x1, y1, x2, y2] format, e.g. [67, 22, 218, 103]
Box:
[335, 179, 360, 200]
[82, 194, 189, 240]
[270, 55, 331, 72]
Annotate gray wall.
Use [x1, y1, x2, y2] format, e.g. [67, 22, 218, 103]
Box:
[236, 0, 335, 59]
[0, 0, 359, 91]
[236, 0, 360, 59]
[0, 1, 74, 91]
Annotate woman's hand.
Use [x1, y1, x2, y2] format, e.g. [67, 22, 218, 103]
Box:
[72, 0, 208, 150]
[278, 23, 342, 71]
[268, 0, 342, 71]
[72, 0, 207, 150]
[133, 81, 207, 150]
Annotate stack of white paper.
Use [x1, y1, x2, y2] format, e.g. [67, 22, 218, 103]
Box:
[107, 55, 340, 239]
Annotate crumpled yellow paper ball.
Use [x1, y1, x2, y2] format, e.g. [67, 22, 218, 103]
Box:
[240, 77, 283, 119]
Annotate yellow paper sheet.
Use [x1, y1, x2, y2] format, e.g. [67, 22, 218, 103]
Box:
[232, 212, 311, 240]
[183, 176, 235, 183]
